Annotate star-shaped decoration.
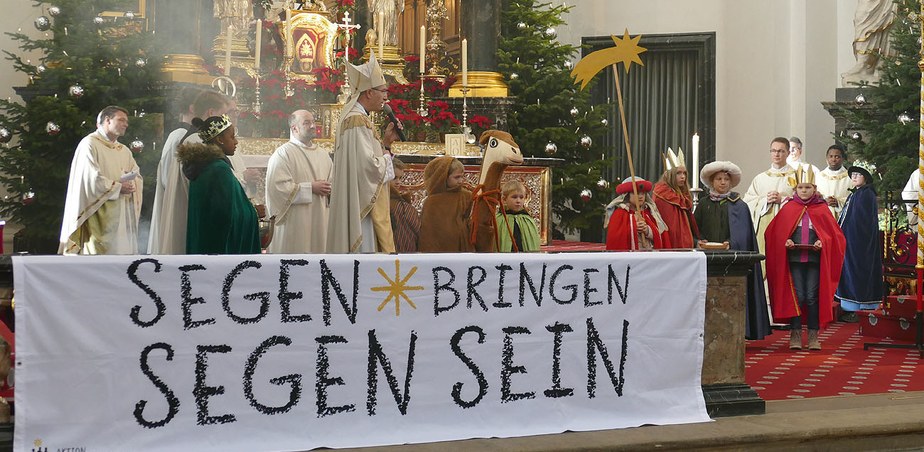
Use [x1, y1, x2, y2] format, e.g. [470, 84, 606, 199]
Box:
[571, 29, 646, 91]
[371, 259, 424, 316]
[610, 29, 646, 71]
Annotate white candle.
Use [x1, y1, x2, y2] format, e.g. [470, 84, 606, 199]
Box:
[224, 25, 232, 76]
[419, 26, 426, 74]
[692, 133, 700, 189]
[285, 9, 292, 58]
[462, 38, 468, 86]
[254, 19, 262, 70]
[378, 11, 384, 59]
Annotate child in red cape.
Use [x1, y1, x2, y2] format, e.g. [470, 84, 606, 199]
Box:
[765, 165, 846, 350]
[605, 177, 671, 251]
[653, 148, 698, 248]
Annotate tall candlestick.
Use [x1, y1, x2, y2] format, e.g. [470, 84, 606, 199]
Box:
[378, 11, 384, 59]
[254, 19, 262, 70]
[692, 133, 700, 189]
[224, 25, 232, 76]
[461, 38, 468, 86]
[419, 26, 426, 74]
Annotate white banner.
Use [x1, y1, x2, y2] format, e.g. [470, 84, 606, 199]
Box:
[13, 252, 708, 452]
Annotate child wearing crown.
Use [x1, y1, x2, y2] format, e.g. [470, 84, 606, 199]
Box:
[605, 177, 671, 251]
[765, 165, 846, 350]
[653, 148, 698, 248]
[835, 160, 883, 322]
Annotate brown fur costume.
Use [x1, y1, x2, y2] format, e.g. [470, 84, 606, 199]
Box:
[418, 156, 475, 252]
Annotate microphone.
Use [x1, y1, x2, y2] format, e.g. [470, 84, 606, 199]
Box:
[382, 104, 407, 142]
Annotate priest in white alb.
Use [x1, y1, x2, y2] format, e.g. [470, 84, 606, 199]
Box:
[786, 136, 820, 174]
[59, 106, 143, 254]
[148, 90, 232, 254]
[743, 137, 797, 256]
[265, 110, 333, 253]
[327, 51, 400, 253]
[816, 143, 850, 218]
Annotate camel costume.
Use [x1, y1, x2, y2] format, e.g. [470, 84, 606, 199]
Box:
[418, 156, 475, 252]
[470, 130, 524, 252]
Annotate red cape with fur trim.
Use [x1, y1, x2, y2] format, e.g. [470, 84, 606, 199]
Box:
[764, 198, 846, 326]
[606, 207, 671, 251]
[652, 182, 698, 248]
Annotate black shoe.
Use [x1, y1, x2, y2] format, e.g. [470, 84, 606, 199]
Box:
[839, 312, 859, 323]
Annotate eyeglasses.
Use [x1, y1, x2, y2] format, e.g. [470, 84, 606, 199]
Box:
[769, 149, 787, 154]
[371, 87, 388, 93]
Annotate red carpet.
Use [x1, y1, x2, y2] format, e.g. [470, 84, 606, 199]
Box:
[745, 322, 923, 400]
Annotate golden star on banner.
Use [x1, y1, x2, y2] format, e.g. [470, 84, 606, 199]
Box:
[371, 259, 424, 316]
[570, 29, 646, 91]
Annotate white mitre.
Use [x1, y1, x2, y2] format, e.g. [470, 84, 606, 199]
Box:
[339, 51, 387, 130]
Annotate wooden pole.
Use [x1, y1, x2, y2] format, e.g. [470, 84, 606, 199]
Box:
[611, 63, 647, 249]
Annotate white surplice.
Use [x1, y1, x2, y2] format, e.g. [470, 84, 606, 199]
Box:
[743, 164, 796, 260]
[59, 129, 143, 255]
[816, 166, 850, 218]
[148, 126, 198, 255]
[265, 139, 333, 253]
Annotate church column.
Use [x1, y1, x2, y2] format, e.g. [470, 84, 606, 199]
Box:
[450, 0, 507, 97]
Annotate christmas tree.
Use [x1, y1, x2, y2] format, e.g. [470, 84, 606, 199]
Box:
[838, 0, 919, 191]
[0, 1, 163, 254]
[497, 0, 612, 242]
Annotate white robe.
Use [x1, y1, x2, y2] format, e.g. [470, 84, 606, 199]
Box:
[326, 104, 394, 254]
[265, 139, 333, 253]
[148, 126, 197, 255]
[743, 165, 796, 264]
[787, 156, 820, 175]
[59, 129, 143, 255]
[816, 167, 850, 218]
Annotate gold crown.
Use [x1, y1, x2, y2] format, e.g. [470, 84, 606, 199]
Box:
[794, 164, 815, 185]
[661, 147, 686, 171]
[198, 114, 232, 143]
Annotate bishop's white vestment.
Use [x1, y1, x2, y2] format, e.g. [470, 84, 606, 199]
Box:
[326, 104, 394, 254]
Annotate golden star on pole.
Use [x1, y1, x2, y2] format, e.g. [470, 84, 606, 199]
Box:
[371, 259, 424, 316]
[570, 29, 646, 91]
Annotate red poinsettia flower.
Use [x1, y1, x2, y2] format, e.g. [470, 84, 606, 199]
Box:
[396, 111, 424, 126]
[387, 84, 415, 95]
[387, 98, 411, 113]
[428, 100, 451, 111]
[468, 115, 493, 129]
